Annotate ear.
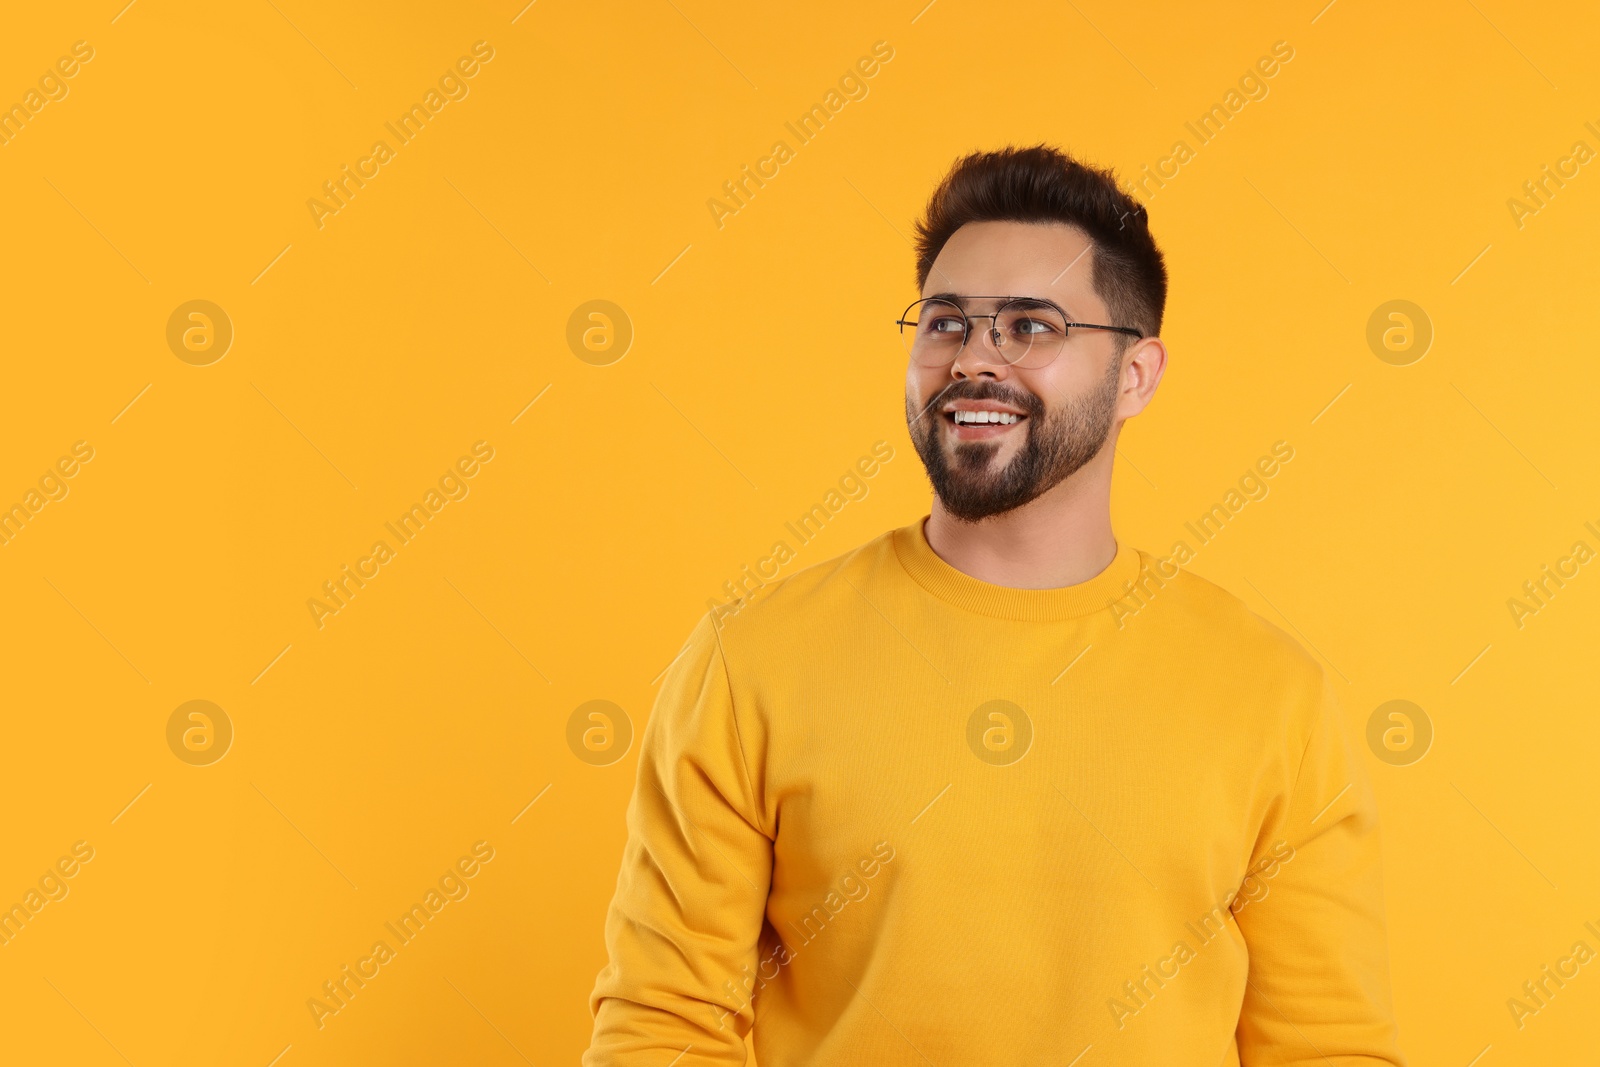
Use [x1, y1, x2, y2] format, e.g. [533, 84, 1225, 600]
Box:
[1116, 336, 1167, 419]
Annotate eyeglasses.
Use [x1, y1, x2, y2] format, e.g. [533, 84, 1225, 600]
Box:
[896, 295, 1142, 368]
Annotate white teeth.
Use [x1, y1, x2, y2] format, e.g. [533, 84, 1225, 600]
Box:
[952, 411, 1020, 425]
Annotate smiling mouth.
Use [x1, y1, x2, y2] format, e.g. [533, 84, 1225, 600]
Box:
[949, 411, 1023, 425]
[944, 410, 1027, 437]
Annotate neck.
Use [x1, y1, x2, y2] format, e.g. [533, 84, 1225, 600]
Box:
[923, 451, 1117, 589]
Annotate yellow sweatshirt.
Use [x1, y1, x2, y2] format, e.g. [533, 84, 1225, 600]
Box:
[586, 518, 1405, 1066]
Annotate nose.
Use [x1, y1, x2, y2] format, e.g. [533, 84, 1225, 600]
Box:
[949, 318, 1012, 381]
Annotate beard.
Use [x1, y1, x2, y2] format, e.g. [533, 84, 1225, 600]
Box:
[906, 357, 1121, 523]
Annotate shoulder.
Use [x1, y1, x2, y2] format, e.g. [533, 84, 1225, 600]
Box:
[707, 526, 901, 643]
[1126, 548, 1327, 692]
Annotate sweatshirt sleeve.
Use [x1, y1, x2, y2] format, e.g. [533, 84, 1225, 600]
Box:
[584, 611, 774, 1065]
[1233, 668, 1407, 1066]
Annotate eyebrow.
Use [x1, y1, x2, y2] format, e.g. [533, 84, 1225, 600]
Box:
[925, 293, 1065, 312]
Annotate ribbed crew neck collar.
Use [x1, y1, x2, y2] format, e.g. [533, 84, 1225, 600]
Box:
[891, 515, 1141, 622]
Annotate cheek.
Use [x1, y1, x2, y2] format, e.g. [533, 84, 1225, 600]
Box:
[1014, 365, 1076, 410]
[1041, 352, 1117, 403]
[907, 366, 949, 416]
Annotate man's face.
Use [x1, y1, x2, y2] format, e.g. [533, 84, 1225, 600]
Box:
[904, 220, 1128, 523]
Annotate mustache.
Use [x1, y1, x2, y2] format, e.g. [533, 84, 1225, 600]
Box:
[917, 380, 1044, 420]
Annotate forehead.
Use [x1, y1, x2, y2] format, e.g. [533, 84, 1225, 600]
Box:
[923, 220, 1100, 310]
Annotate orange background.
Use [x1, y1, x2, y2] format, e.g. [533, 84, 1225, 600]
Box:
[2, 0, 1597, 1063]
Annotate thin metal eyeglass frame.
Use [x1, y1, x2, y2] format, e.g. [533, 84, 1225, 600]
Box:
[896, 295, 1142, 366]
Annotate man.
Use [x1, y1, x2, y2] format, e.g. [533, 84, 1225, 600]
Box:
[585, 144, 1405, 1065]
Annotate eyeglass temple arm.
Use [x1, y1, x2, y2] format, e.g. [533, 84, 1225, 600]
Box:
[1063, 323, 1143, 338]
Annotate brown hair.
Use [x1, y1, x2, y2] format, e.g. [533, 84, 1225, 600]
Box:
[912, 144, 1167, 345]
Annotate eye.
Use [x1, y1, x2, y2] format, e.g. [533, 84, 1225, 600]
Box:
[1012, 316, 1057, 336]
[925, 315, 966, 335]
